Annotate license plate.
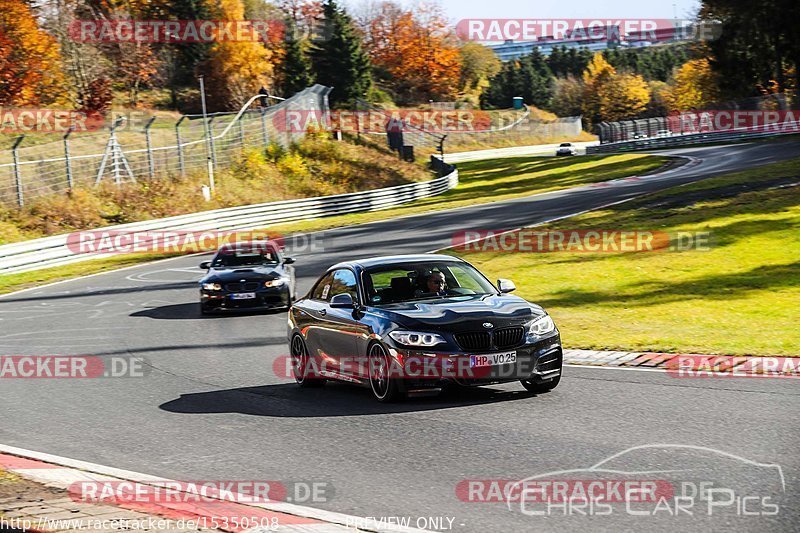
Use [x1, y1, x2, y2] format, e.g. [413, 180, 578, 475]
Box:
[230, 292, 256, 300]
[470, 351, 517, 368]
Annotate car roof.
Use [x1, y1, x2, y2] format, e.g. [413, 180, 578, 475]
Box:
[215, 240, 280, 252]
[328, 254, 464, 270]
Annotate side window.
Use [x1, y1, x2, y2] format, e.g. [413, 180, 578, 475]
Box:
[448, 265, 484, 292]
[329, 269, 358, 302]
[311, 272, 334, 300]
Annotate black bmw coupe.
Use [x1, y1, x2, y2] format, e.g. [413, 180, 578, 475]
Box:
[287, 254, 562, 402]
[199, 241, 296, 314]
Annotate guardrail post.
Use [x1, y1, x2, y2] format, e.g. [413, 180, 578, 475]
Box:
[144, 116, 157, 179]
[175, 116, 187, 177]
[12, 135, 25, 207]
[63, 128, 74, 191]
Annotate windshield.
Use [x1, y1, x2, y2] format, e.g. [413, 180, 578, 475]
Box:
[363, 261, 497, 305]
[211, 249, 279, 267]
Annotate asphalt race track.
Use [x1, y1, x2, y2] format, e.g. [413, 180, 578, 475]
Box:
[2, 140, 799, 532]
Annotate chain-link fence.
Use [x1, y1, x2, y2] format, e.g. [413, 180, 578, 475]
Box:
[0, 85, 332, 207]
[597, 93, 794, 143]
[353, 100, 583, 161]
[443, 114, 583, 152]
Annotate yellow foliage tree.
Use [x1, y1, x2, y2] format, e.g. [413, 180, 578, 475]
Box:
[581, 53, 615, 125]
[201, 0, 276, 110]
[597, 73, 651, 122]
[580, 52, 650, 124]
[663, 58, 720, 112]
[0, 0, 65, 106]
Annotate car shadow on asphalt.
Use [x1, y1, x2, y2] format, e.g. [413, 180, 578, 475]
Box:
[130, 303, 287, 319]
[158, 381, 542, 417]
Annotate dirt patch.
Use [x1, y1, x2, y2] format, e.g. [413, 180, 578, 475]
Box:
[0, 468, 62, 503]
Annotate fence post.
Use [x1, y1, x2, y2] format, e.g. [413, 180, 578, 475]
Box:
[207, 116, 217, 171]
[175, 116, 187, 177]
[144, 116, 157, 179]
[199, 75, 215, 193]
[12, 135, 25, 207]
[63, 128, 74, 190]
[260, 108, 269, 146]
[238, 116, 245, 147]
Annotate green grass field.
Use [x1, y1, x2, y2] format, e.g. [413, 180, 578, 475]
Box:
[0, 153, 666, 295]
[453, 158, 800, 356]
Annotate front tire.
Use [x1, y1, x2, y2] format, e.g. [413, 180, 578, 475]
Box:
[368, 343, 404, 403]
[521, 376, 560, 394]
[291, 335, 325, 387]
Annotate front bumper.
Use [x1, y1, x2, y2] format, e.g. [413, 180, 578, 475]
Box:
[200, 288, 289, 311]
[388, 333, 562, 389]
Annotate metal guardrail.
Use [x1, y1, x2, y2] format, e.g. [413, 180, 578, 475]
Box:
[0, 165, 458, 275]
[587, 124, 799, 154]
[444, 141, 598, 163]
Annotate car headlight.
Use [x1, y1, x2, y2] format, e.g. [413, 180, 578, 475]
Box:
[389, 330, 446, 347]
[264, 279, 286, 287]
[202, 282, 222, 291]
[529, 315, 556, 336]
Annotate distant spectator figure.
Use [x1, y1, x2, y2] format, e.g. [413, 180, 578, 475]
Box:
[258, 86, 269, 108]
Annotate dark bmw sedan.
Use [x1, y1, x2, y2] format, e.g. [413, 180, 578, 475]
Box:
[287, 254, 562, 402]
[199, 241, 296, 315]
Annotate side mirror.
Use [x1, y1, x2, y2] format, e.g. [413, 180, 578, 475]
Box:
[199, 261, 211, 270]
[330, 293, 355, 309]
[497, 279, 516, 293]
[283, 257, 295, 265]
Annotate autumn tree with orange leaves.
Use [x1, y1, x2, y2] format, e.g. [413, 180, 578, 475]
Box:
[0, 0, 65, 106]
[361, 1, 460, 104]
[199, 0, 277, 110]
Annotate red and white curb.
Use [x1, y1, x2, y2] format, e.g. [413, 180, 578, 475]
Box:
[0, 444, 431, 533]
[563, 349, 800, 377]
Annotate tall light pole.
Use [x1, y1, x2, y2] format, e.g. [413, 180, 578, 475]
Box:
[199, 75, 215, 194]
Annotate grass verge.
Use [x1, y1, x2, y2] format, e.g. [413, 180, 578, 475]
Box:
[453, 158, 800, 356]
[0, 153, 667, 295]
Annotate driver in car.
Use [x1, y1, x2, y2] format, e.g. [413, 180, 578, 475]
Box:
[416, 271, 448, 296]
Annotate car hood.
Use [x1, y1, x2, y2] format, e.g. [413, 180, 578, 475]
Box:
[369, 294, 545, 331]
[202, 265, 281, 282]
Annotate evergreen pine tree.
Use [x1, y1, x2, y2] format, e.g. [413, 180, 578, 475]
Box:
[310, 0, 371, 108]
[280, 19, 313, 96]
